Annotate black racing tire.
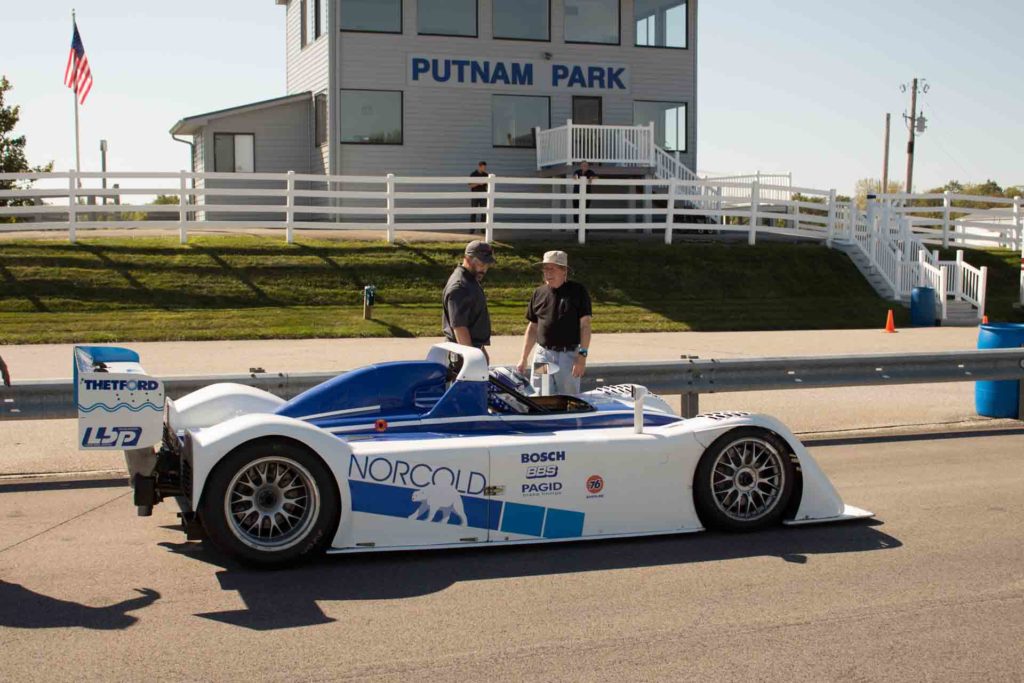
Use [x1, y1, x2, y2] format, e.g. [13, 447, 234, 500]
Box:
[693, 427, 796, 532]
[199, 438, 339, 568]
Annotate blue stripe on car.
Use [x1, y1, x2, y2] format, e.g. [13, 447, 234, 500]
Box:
[348, 479, 584, 538]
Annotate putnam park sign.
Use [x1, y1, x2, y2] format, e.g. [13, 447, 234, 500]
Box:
[407, 55, 631, 94]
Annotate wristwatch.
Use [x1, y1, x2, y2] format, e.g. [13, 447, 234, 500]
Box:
[578, 348, 588, 358]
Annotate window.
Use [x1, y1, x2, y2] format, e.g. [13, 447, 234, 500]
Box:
[340, 0, 402, 33]
[635, 0, 686, 48]
[572, 96, 602, 125]
[633, 101, 686, 152]
[493, 0, 549, 41]
[314, 93, 328, 146]
[213, 134, 255, 172]
[564, 0, 619, 44]
[300, 0, 308, 47]
[492, 95, 549, 148]
[314, 0, 324, 39]
[339, 90, 403, 144]
[418, 0, 476, 37]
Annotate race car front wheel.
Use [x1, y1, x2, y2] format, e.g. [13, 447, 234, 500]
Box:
[199, 439, 339, 567]
[693, 427, 796, 532]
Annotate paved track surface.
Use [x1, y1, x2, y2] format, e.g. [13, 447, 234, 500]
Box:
[1, 432, 1021, 682]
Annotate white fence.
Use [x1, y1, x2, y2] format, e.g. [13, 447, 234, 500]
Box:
[876, 191, 1023, 251]
[536, 120, 655, 168]
[3, 169, 1020, 313]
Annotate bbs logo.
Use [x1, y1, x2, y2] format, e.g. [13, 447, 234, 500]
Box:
[525, 465, 558, 479]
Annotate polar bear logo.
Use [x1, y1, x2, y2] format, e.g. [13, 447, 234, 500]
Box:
[408, 484, 468, 526]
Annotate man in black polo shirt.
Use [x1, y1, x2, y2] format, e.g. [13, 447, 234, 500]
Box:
[443, 240, 496, 360]
[516, 250, 592, 395]
[469, 161, 488, 225]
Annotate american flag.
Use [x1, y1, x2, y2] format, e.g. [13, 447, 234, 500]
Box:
[64, 21, 93, 105]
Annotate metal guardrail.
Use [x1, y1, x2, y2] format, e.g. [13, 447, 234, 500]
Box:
[3, 349, 1024, 422]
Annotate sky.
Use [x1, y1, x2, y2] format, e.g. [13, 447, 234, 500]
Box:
[2, 0, 1022, 194]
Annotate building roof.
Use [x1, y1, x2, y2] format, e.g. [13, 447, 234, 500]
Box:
[170, 92, 311, 136]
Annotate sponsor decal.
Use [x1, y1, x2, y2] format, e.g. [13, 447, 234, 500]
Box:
[348, 454, 487, 496]
[81, 426, 142, 448]
[586, 474, 605, 499]
[526, 465, 559, 479]
[521, 451, 566, 464]
[82, 379, 160, 392]
[522, 481, 563, 496]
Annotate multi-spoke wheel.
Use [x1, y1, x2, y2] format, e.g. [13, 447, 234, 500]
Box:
[200, 439, 339, 567]
[693, 428, 796, 531]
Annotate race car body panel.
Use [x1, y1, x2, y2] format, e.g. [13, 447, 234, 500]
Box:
[75, 343, 873, 565]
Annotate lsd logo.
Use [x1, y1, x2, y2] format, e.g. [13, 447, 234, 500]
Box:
[586, 475, 605, 497]
[82, 426, 142, 448]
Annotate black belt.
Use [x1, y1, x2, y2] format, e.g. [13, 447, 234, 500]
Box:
[541, 345, 578, 353]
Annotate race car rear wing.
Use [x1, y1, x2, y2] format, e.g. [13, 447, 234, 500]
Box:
[75, 346, 164, 451]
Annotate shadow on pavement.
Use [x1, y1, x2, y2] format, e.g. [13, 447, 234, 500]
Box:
[160, 520, 900, 631]
[0, 581, 160, 630]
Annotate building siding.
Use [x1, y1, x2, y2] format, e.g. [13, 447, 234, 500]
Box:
[285, 0, 331, 174]
[332, 0, 697, 177]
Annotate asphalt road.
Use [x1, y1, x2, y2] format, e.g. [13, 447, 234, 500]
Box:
[1, 431, 1021, 682]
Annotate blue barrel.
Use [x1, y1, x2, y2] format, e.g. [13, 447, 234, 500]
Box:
[910, 287, 936, 327]
[975, 323, 1024, 418]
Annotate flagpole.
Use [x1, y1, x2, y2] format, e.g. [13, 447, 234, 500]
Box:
[71, 9, 81, 187]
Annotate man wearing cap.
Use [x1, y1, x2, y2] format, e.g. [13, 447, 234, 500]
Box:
[443, 241, 496, 360]
[516, 250, 592, 394]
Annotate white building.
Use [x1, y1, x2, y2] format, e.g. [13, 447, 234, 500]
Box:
[171, 0, 697, 180]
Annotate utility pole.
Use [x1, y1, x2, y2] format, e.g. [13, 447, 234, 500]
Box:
[901, 78, 929, 193]
[882, 113, 891, 193]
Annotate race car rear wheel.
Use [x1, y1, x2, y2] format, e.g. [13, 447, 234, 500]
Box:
[199, 439, 339, 567]
[693, 428, 796, 532]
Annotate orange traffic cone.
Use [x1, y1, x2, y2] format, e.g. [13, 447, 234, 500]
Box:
[982, 315, 989, 324]
[884, 309, 897, 333]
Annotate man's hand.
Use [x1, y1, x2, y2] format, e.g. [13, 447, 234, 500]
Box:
[572, 355, 586, 378]
[0, 357, 9, 387]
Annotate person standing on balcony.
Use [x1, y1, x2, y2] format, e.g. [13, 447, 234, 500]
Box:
[443, 240, 496, 362]
[572, 161, 597, 222]
[468, 161, 489, 228]
[516, 250, 592, 395]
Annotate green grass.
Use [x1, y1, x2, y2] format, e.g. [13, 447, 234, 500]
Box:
[3, 234, 1011, 344]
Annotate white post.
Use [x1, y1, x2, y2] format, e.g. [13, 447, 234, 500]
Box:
[577, 178, 587, 245]
[867, 200, 878, 259]
[748, 180, 759, 245]
[955, 250, 964, 301]
[918, 249, 926, 286]
[1013, 195, 1022, 253]
[942, 190, 951, 248]
[978, 266, 988, 320]
[826, 189, 837, 247]
[284, 170, 296, 244]
[484, 173, 496, 243]
[881, 200, 891, 242]
[385, 173, 395, 244]
[846, 200, 855, 241]
[938, 267, 948, 321]
[566, 118, 574, 165]
[178, 170, 189, 244]
[1019, 224, 1024, 306]
[67, 169, 78, 244]
[647, 121, 656, 165]
[664, 179, 677, 245]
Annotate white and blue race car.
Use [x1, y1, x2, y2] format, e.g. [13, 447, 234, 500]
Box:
[75, 343, 871, 567]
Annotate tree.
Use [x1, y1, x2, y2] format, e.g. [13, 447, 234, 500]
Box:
[853, 178, 903, 210]
[0, 75, 52, 220]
